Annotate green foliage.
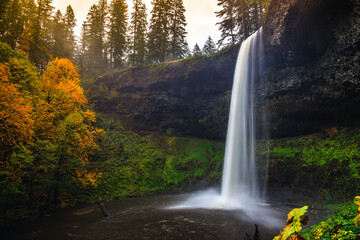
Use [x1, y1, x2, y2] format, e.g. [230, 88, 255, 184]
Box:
[301, 197, 360, 239]
[92, 113, 225, 199]
[269, 129, 360, 201]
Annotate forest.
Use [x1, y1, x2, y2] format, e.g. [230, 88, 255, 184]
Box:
[0, 0, 360, 239]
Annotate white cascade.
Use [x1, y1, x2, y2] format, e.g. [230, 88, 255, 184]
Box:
[221, 29, 262, 204]
[169, 29, 265, 210]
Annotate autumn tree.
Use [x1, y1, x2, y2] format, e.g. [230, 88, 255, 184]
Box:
[109, 0, 128, 69]
[128, 0, 148, 66]
[41, 58, 102, 200]
[0, 43, 103, 220]
[0, 64, 34, 162]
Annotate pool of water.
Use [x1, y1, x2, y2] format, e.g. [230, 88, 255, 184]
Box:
[8, 193, 326, 240]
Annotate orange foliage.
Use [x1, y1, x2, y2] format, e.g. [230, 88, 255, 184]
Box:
[41, 58, 103, 187]
[0, 64, 34, 153]
[41, 58, 87, 119]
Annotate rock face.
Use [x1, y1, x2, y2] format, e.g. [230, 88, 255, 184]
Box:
[92, 49, 238, 139]
[261, 0, 360, 137]
[93, 0, 360, 139]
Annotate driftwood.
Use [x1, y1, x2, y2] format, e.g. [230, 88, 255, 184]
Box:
[96, 201, 109, 217]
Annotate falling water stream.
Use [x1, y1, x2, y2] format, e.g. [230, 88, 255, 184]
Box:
[221, 29, 261, 204]
[170, 29, 265, 210]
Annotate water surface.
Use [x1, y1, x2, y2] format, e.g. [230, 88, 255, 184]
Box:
[8, 193, 321, 240]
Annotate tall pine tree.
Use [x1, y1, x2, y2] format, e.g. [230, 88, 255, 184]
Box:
[169, 0, 187, 60]
[64, 5, 76, 61]
[81, 0, 108, 73]
[19, 0, 53, 71]
[216, 0, 268, 47]
[51, 10, 66, 58]
[128, 0, 147, 66]
[216, 0, 238, 46]
[109, 0, 128, 69]
[0, 0, 36, 49]
[148, 0, 171, 63]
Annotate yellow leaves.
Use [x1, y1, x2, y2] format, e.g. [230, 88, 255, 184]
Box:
[0, 64, 34, 149]
[75, 169, 102, 188]
[42, 58, 87, 119]
[274, 206, 309, 240]
[83, 109, 96, 122]
[354, 196, 360, 228]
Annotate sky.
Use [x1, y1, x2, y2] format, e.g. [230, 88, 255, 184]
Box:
[51, 0, 221, 50]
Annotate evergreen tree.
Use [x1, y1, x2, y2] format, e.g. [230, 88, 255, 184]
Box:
[97, 0, 109, 69]
[1, 0, 22, 48]
[216, 0, 268, 47]
[182, 41, 191, 58]
[192, 43, 202, 56]
[148, 0, 171, 63]
[52, 10, 66, 58]
[128, 0, 147, 66]
[37, 0, 54, 44]
[64, 5, 76, 61]
[169, 0, 187, 60]
[216, 0, 238, 46]
[17, 0, 53, 71]
[0, 0, 36, 49]
[202, 36, 217, 55]
[81, 0, 108, 73]
[109, 0, 128, 69]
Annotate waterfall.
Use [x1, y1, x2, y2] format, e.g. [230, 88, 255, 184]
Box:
[169, 29, 265, 209]
[221, 29, 263, 204]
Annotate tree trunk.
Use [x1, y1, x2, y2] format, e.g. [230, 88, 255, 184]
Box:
[241, 0, 248, 39]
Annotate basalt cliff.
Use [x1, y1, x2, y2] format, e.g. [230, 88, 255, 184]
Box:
[91, 0, 360, 139]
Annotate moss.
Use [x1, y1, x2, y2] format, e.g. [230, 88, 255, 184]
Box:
[268, 129, 360, 203]
[149, 61, 174, 73]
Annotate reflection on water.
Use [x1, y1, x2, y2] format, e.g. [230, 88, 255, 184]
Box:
[8, 194, 324, 240]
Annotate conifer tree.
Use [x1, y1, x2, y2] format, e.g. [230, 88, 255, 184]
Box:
[216, 0, 238, 46]
[216, 0, 268, 47]
[18, 0, 53, 71]
[128, 0, 147, 66]
[109, 0, 128, 69]
[192, 43, 202, 56]
[202, 36, 217, 55]
[52, 10, 66, 58]
[1, 0, 22, 48]
[183, 41, 191, 58]
[148, 0, 172, 63]
[0, 0, 36, 49]
[64, 5, 76, 61]
[37, 0, 54, 44]
[81, 0, 108, 73]
[169, 0, 187, 60]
